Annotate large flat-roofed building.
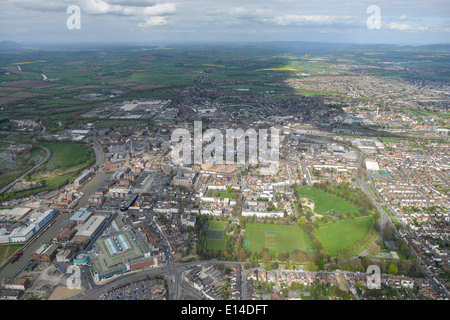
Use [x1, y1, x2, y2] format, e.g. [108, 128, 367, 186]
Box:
[365, 159, 380, 172]
[109, 188, 130, 198]
[70, 207, 91, 224]
[9, 209, 56, 242]
[74, 169, 94, 188]
[29, 209, 56, 231]
[9, 225, 35, 243]
[73, 215, 107, 241]
[89, 228, 163, 282]
[0, 207, 31, 221]
[2, 278, 30, 291]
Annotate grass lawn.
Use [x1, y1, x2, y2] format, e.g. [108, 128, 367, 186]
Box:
[3, 142, 95, 200]
[42, 142, 93, 171]
[0, 243, 24, 267]
[207, 220, 226, 250]
[298, 186, 361, 216]
[244, 223, 313, 254]
[209, 220, 226, 230]
[314, 216, 374, 257]
[218, 191, 237, 199]
[208, 239, 227, 250]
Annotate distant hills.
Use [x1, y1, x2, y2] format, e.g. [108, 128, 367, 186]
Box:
[0, 40, 23, 50]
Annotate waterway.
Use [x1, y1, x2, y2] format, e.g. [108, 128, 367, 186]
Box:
[0, 172, 111, 280]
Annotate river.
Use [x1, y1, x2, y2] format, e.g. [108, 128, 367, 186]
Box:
[0, 172, 112, 280]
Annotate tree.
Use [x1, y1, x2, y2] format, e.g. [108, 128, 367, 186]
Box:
[368, 243, 381, 256]
[388, 263, 398, 275]
[304, 224, 314, 235]
[382, 224, 396, 240]
[312, 239, 323, 252]
[298, 218, 307, 227]
[263, 251, 271, 264]
[305, 262, 318, 271]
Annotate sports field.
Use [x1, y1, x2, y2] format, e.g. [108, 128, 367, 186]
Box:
[298, 186, 360, 216]
[314, 216, 374, 257]
[244, 223, 313, 254]
[207, 220, 226, 250]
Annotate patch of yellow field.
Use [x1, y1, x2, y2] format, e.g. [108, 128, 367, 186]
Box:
[255, 67, 297, 72]
[12, 60, 46, 65]
[301, 57, 330, 61]
[202, 63, 226, 68]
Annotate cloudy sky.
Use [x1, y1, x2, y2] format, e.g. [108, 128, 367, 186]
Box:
[0, 0, 449, 44]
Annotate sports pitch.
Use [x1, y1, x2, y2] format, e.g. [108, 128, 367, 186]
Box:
[244, 223, 313, 254]
[207, 220, 226, 250]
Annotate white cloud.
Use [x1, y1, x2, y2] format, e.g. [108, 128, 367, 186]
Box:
[268, 14, 356, 27]
[386, 22, 428, 31]
[138, 16, 170, 27]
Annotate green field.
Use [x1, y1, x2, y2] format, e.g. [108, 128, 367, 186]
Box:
[42, 142, 93, 171]
[0, 243, 24, 268]
[207, 220, 226, 250]
[208, 239, 227, 250]
[298, 186, 361, 216]
[314, 216, 374, 257]
[244, 223, 313, 254]
[208, 221, 226, 230]
[1, 142, 95, 200]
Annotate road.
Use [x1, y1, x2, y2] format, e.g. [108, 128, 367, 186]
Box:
[0, 172, 112, 280]
[0, 136, 108, 279]
[0, 145, 51, 194]
[70, 260, 245, 300]
[92, 135, 105, 167]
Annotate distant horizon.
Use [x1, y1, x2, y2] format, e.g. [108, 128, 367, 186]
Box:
[1, 1, 449, 46]
[1, 39, 450, 48]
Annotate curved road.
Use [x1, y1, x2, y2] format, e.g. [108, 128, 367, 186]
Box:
[71, 260, 245, 300]
[0, 145, 51, 194]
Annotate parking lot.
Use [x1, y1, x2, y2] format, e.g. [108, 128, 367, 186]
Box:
[101, 278, 165, 300]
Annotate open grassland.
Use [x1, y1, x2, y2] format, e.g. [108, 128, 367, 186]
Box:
[244, 223, 312, 254]
[3, 142, 95, 200]
[314, 216, 374, 257]
[0, 243, 24, 268]
[298, 186, 361, 216]
[42, 142, 93, 171]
